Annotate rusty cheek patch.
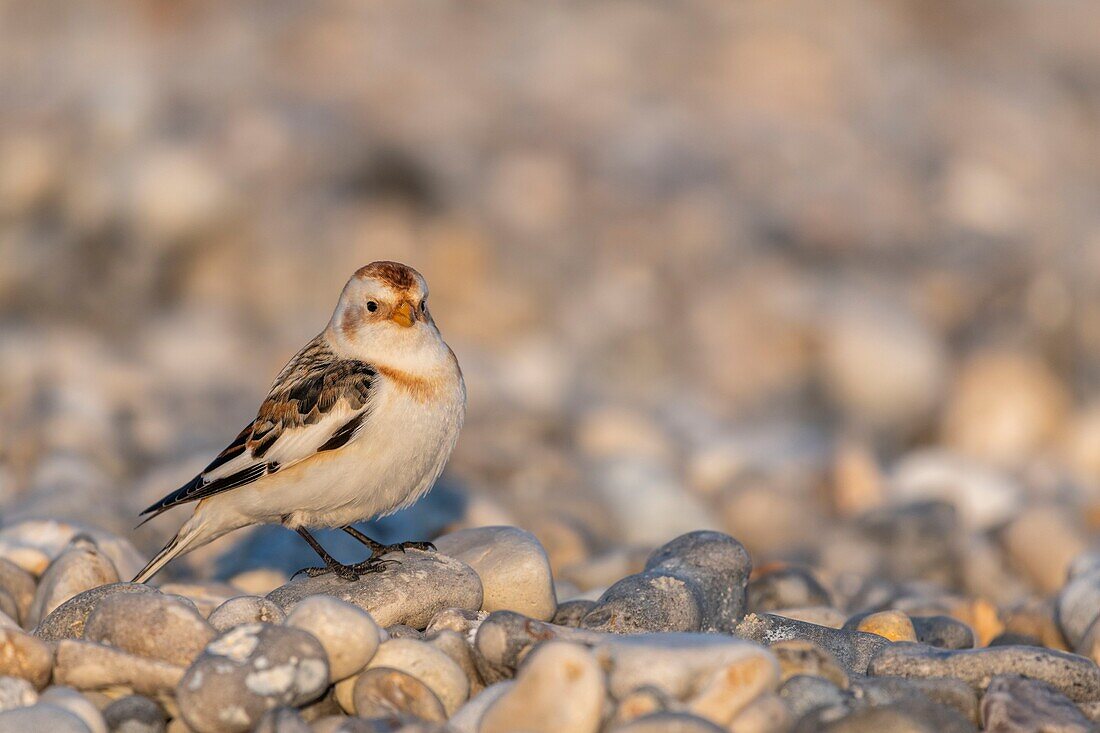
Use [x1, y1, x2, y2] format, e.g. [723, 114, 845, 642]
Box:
[341, 304, 365, 338]
[375, 365, 441, 402]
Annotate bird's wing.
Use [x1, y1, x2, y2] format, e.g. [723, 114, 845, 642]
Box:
[138, 335, 375, 522]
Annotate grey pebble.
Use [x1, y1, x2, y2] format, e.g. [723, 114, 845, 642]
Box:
[852, 676, 978, 725]
[607, 711, 727, 733]
[980, 675, 1094, 733]
[780, 674, 851, 722]
[53, 640, 184, 696]
[177, 623, 329, 733]
[267, 550, 482, 629]
[0, 702, 92, 733]
[909, 615, 974, 650]
[38, 686, 107, 733]
[253, 706, 311, 733]
[83, 592, 214, 666]
[749, 566, 832, 612]
[0, 675, 36, 712]
[34, 583, 158, 642]
[868, 643, 1100, 702]
[352, 667, 446, 722]
[551, 599, 595, 627]
[207, 596, 286, 632]
[735, 612, 889, 675]
[102, 695, 167, 733]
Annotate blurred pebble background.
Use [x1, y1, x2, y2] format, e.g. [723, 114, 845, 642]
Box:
[1, 0, 1100, 611]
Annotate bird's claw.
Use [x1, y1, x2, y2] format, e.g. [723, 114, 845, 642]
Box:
[292, 563, 360, 582]
[376, 540, 436, 556]
[350, 557, 401, 574]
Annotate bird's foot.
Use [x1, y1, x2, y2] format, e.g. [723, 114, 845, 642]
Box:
[292, 560, 361, 582]
[349, 556, 402, 575]
[378, 540, 436, 555]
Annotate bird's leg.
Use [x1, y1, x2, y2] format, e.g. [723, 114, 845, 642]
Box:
[293, 527, 360, 581]
[342, 526, 436, 556]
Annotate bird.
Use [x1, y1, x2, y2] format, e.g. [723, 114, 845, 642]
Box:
[132, 261, 466, 583]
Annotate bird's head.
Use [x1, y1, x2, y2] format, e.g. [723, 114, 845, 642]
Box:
[328, 261, 445, 364]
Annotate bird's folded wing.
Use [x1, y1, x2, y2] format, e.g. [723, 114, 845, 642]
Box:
[139, 337, 375, 521]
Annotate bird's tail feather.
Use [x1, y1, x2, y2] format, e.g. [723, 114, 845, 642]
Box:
[132, 516, 230, 583]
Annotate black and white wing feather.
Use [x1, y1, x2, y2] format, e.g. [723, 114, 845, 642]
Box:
[139, 335, 375, 522]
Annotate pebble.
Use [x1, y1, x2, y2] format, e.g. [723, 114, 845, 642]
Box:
[867, 643, 1100, 702]
[685, 650, 778, 725]
[27, 538, 120, 628]
[479, 641, 604, 733]
[772, 639, 848, 687]
[552, 599, 595, 627]
[447, 680, 513, 733]
[53, 639, 184, 696]
[980, 675, 1093, 733]
[852, 676, 979, 726]
[854, 610, 917, 642]
[424, 628, 483, 696]
[582, 531, 751, 633]
[83, 592, 215, 666]
[779, 674, 850, 721]
[0, 559, 36, 626]
[734, 613, 888, 675]
[609, 686, 669, 725]
[157, 583, 240, 619]
[0, 675, 37, 711]
[0, 702, 93, 733]
[910, 615, 974, 650]
[363, 638, 468, 716]
[748, 565, 832, 612]
[34, 583, 158, 642]
[1001, 506, 1088, 594]
[177, 624, 329, 733]
[208, 596, 286, 632]
[267, 550, 483, 629]
[608, 712, 727, 733]
[102, 695, 167, 733]
[284, 596, 379, 682]
[772, 606, 846, 629]
[1057, 556, 1100, 651]
[729, 692, 793, 733]
[253, 707, 311, 733]
[351, 667, 446, 722]
[0, 627, 53, 689]
[435, 526, 557, 621]
[39, 686, 107, 733]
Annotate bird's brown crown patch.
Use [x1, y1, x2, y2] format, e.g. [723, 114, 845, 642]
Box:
[355, 261, 419, 292]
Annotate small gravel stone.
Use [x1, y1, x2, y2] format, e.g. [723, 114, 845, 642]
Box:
[284, 596, 379, 682]
[748, 566, 832, 612]
[28, 538, 120, 628]
[53, 639, 184, 696]
[102, 695, 167, 733]
[267, 550, 483, 629]
[39, 686, 107, 733]
[868, 643, 1100, 702]
[177, 624, 329, 733]
[83, 592, 215, 666]
[909, 615, 974, 650]
[208, 596, 286, 632]
[363, 638, 468, 716]
[0, 675, 36, 711]
[735, 613, 889, 675]
[34, 583, 158, 642]
[0, 627, 53, 689]
[980, 675, 1093, 733]
[0, 702, 92, 733]
[608, 712, 727, 733]
[480, 641, 604, 733]
[352, 667, 446, 722]
[435, 526, 557, 621]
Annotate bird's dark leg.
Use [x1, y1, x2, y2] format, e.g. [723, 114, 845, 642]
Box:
[342, 526, 436, 556]
[293, 527, 360, 581]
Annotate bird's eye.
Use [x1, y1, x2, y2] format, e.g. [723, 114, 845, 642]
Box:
[419, 299, 427, 312]
[366, 301, 378, 312]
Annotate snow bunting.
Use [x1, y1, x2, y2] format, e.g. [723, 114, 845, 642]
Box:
[133, 261, 466, 583]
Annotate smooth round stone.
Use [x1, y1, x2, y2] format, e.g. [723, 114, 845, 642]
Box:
[855, 610, 917, 642]
[817, 705, 942, 733]
[728, 692, 793, 733]
[1001, 506, 1088, 595]
[772, 606, 846, 629]
[0, 521, 144, 582]
[981, 675, 1092, 733]
[38, 686, 107, 733]
[28, 539, 120, 628]
[102, 695, 167, 733]
[284, 596, 379, 682]
[177, 624, 329, 733]
[748, 566, 832, 612]
[0, 675, 36, 711]
[868, 644, 1100, 702]
[685, 651, 778, 725]
[772, 639, 848, 687]
[910, 615, 974, 650]
[53, 640, 184, 696]
[1057, 563, 1100, 650]
[424, 629, 483, 697]
[0, 559, 36, 626]
[267, 551, 483, 629]
[0, 702, 92, 733]
[208, 596, 286, 632]
[779, 674, 850, 721]
[364, 638, 468, 716]
[0, 627, 53, 689]
[34, 583, 158, 642]
[83, 593, 215, 666]
[352, 667, 446, 722]
[480, 641, 604, 733]
[435, 526, 557, 621]
[610, 686, 669, 726]
[552, 600, 596, 628]
[385, 625, 421, 640]
[734, 613, 888, 676]
[423, 607, 482, 637]
[852, 677, 978, 726]
[581, 570, 702, 633]
[608, 712, 726, 733]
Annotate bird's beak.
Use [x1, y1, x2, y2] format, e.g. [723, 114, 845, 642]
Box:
[392, 301, 416, 328]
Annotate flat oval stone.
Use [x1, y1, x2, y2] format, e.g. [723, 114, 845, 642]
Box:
[83, 592, 215, 666]
[868, 644, 1100, 702]
[208, 596, 286, 632]
[0, 627, 53, 689]
[53, 639, 184, 696]
[177, 624, 329, 733]
[735, 613, 888, 675]
[102, 695, 167, 733]
[38, 686, 107, 733]
[352, 667, 446, 722]
[0, 559, 36, 626]
[981, 675, 1093, 733]
[365, 638, 468, 716]
[910, 615, 975, 650]
[0, 674, 37, 711]
[0, 702, 92, 733]
[34, 583, 158, 642]
[28, 539, 120, 628]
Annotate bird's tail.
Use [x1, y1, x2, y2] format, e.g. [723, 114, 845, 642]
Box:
[132, 513, 235, 583]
